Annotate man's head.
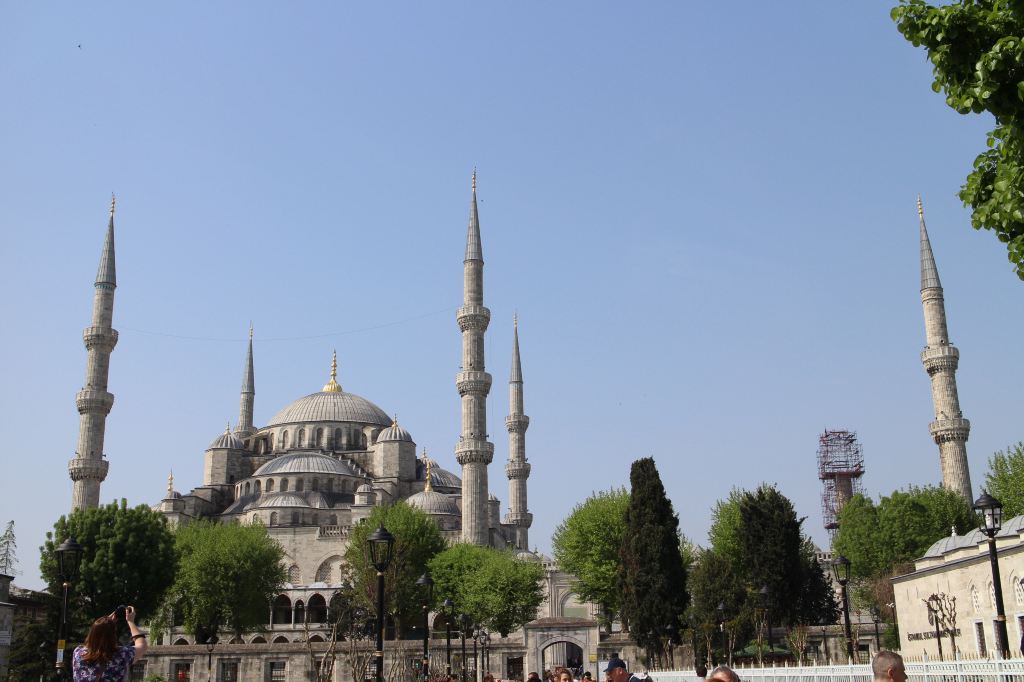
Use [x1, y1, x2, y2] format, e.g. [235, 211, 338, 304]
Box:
[527, 673, 540, 682]
[708, 666, 739, 682]
[603, 657, 629, 682]
[872, 651, 906, 682]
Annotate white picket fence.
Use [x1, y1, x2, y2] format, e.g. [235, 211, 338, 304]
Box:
[648, 659, 1024, 682]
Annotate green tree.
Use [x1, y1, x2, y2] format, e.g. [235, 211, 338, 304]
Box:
[344, 502, 446, 633]
[687, 548, 751, 659]
[707, 488, 745, 572]
[618, 457, 689, 665]
[0, 520, 17, 576]
[551, 487, 629, 625]
[793, 540, 840, 627]
[429, 544, 544, 637]
[892, 1, 1024, 279]
[41, 500, 176, 621]
[984, 442, 1024, 517]
[737, 484, 805, 626]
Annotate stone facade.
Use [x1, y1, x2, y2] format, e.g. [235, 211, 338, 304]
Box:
[892, 516, 1024, 659]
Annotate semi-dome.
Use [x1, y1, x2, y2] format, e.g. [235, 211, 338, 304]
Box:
[417, 456, 462, 489]
[406, 490, 459, 516]
[258, 492, 311, 508]
[378, 420, 413, 443]
[355, 483, 373, 494]
[209, 426, 244, 450]
[253, 453, 357, 477]
[306, 492, 334, 509]
[267, 391, 391, 428]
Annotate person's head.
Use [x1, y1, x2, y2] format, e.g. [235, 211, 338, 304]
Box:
[484, 673, 495, 682]
[82, 614, 119, 664]
[604, 657, 628, 682]
[695, 663, 708, 679]
[528, 673, 540, 682]
[558, 668, 574, 682]
[583, 672, 593, 682]
[872, 651, 906, 682]
[708, 666, 740, 682]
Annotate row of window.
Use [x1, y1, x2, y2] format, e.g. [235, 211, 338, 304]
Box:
[254, 511, 339, 527]
[237, 476, 358, 497]
[969, 577, 1024, 613]
[137, 659, 285, 682]
[254, 427, 374, 454]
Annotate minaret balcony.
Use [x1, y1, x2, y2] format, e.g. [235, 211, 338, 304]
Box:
[82, 326, 118, 352]
[505, 415, 530, 432]
[76, 389, 114, 415]
[921, 345, 959, 375]
[68, 456, 109, 482]
[456, 371, 492, 396]
[929, 417, 971, 444]
[457, 305, 491, 332]
[455, 439, 494, 465]
[504, 511, 533, 528]
[505, 460, 531, 479]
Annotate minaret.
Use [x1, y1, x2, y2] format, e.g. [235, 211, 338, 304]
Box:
[455, 170, 494, 546]
[918, 196, 973, 504]
[237, 324, 255, 436]
[505, 315, 532, 550]
[69, 196, 119, 511]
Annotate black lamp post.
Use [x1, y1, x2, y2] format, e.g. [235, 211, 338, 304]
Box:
[55, 536, 83, 678]
[460, 614, 469, 681]
[478, 630, 490, 679]
[974, 490, 1010, 658]
[758, 585, 774, 654]
[831, 555, 854, 662]
[367, 526, 395, 682]
[443, 598, 454, 677]
[870, 607, 881, 652]
[665, 622, 677, 669]
[716, 602, 727, 665]
[472, 626, 479, 682]
[416, 573, 434, 682]
[206, 636, 217, 680]
[926, 595, 944, 661]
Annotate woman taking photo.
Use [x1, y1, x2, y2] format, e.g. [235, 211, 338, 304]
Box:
[72, 605, 147, 681]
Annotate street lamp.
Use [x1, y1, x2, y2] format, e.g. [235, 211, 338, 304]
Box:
[974, 490, 1010, 658]
[443, 598, 454, 676]
[205, 635, 217, 680]
[665, 621, 677, 669]
[758, 585, 774, 654]
[460, 614, 470, 682]
[472, 626, 479, 682]
[870, 607, 881, 652]
[55, 536, 83, 677]
[831, 555, 854, 662]
[925, 595, 944, 661]
[367, 526, 395, 682]
[416, 573, 434, 682]
[716, 602, 727, 666]
[477, 630, 490, 679]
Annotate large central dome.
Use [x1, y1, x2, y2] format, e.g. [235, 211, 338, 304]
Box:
[267, 391, 391, 427]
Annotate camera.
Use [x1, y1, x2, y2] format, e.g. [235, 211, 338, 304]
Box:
[115, 605, 127, 621]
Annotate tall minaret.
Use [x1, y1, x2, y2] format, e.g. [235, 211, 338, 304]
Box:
[918, 196, 973, 504]
[69, 196, 119, 511]
[237, 325, 255, 436]
[505, 315, 532, 550]
[455, 170, 494, 546]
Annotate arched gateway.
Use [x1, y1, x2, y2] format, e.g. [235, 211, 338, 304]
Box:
[524, 618, 599, 678]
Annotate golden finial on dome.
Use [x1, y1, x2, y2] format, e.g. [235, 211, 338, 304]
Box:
[109, 193, 116, 217]
[424, 453, 434, 492]
[917, 194, 924, 218]
[249, 322, 253, 341]
[472, 168, 477, 193]
[323, 350, 342, 392]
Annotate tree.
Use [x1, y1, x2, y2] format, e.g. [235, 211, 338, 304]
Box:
[737, 484, 805, 626]
[984, 442, 1024, 517]
[0, 520, 17, 576]
[551, 487, 629, 624]
[618, 457, 689, 665]
[429, 543, 544, 637]
[344, 502, 446, 634]
[686, 549, 750, 665]
[707, 488, 745, 572]
[41, 500, 177, 621]
[892, 1, 1024, 279]
[153, 520, 285, 643]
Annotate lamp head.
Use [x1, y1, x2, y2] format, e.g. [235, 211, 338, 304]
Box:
[973, 490, 1004, 536]
[56, 536, 84, 582]
[831, 555, 851, 585]
[367, 525, 396, 572]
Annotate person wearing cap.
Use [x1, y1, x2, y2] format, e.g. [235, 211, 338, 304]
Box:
[603, 657, 630, 682]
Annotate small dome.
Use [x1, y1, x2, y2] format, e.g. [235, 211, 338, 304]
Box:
[955, 528, 986, 548]
[253, 453, 356, 477]
[406, 490, 459, 516]
[258, 492, 310, 508]
[356, 484, 373, 494]
[209, 426, 244, 450]
[417, 456, 461, 489]
[998, 514, 1024, 538]
[515, 549, 541, 562]
[378, 421, 413, 443]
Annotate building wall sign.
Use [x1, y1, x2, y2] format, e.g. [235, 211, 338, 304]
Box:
[907, 629, 960, 641]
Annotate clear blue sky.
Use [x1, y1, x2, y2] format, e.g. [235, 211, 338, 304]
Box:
[2, 2, 1021, 590]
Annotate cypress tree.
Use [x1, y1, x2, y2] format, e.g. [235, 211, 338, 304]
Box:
[618, 457, 688, 664]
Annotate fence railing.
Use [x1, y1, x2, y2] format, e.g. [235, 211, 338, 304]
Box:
[648, 659, 1024, 682]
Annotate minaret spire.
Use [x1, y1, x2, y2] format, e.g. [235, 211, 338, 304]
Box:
[323, 350, 342, 393]
[455, 169, 494, 545]
[237, 324, 256, 436]
[505, 315, 532, 550]
[69, 198, 119, 510]
[917, 197, 973, 504]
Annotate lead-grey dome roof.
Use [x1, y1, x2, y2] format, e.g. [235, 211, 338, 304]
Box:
[417, 457, 462, 489]
[209, 429, 244, 450]
[378, 422, 413, 443]
[253, 453, 357, 477]
[258, 492, 311, 508]
[406, 490, 459, 516]
[267, 391, 391, 428]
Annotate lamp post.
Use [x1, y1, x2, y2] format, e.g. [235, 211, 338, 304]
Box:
[460, 614, 469, 681]
[55, 536, 83, 678]
[206, 636, 217, 680]
[926, 595, 944, 661]
[665, 622, 677, 669]
[367, 526, 395, 682]
[758, 585, 774, 655]
[974, 490, 1010, 658]
[477, 630, 490, 679]
[716, 602, 727, 666]
[870, 607, 881, 652]
[416, 573, 434, 682]
[443, 598, 454, 677]
[472, 627, 479, 682]
[831, 555, 854, 662]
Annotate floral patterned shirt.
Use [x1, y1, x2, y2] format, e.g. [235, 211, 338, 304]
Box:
[72, 644, 135, 682]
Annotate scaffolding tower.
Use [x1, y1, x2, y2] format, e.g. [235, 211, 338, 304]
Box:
[818, 429, 865, 540]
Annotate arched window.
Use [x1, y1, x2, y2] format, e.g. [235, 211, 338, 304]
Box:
[245, 482, 251, 495]
[266, 479, 274, 492]
[315, 428, 323, 447]
[281, 479, 289, 492]
[335, 428, 343, 449]
[298, 429, 306, 447]
[307, 594, 328, 623]
[292, 511, 300, 525]
[288, 565, 301, 584]
[325, 479, 333, 493]
[316, 556, 341, 583]
[308, 634, 324, 643]
[281, 430, 289, 449]
[1016, 578, 1024, 606]
[294, 600, 305, 624]
[312, 478, 319, 492]
[272, 595, 292, 624]
[296, 478, 304, 492]
[268, 433, 275, 451]
[329, 514, 338, 526]
[270, 512, 278, 526]
[251, 635, 267, 644]
[255, 480, 261, 494]
[272, 636, 289, 644]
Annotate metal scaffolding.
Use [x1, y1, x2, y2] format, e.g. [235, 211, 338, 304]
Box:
[817, 429, 865, 540]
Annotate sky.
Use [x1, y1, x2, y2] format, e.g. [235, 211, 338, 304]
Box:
[1, 2, 1021, 591]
